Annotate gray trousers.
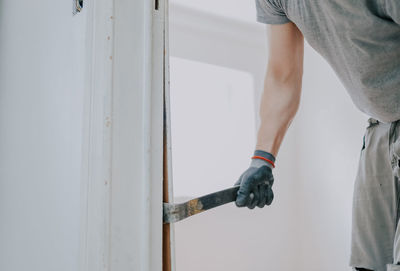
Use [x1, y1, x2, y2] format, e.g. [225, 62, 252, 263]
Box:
[350, 118, 400, 271]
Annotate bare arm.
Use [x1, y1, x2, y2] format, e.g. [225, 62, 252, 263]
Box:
[255, 22, 304, 157]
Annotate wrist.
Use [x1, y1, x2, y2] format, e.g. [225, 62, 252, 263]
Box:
[251, 150, 276, 168]
[250, 158, 273, 169]
[256, 123, 286, 157]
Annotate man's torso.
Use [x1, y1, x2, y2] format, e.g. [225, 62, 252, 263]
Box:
[273, 0, 400, 122]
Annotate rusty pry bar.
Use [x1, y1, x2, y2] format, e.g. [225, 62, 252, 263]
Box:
[163, 186, 240, 224]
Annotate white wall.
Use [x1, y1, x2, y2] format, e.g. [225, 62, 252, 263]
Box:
[169, 2, 368, 271]
[0, 1, 88, 270]
[292, 43, 367, 270]
[169, 4, 298, 271]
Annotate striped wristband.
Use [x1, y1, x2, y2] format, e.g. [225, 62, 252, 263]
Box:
[251, 150, 276, 168]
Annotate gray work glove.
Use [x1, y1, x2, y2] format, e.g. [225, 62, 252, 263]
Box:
[235, 150, 275, 209]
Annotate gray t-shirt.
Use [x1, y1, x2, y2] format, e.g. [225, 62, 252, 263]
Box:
[256, 0, 400, 123]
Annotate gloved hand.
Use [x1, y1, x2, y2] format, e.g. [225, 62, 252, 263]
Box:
[235, 150, 275, 209]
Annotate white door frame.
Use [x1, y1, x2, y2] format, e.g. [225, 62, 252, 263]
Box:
[80, 0, 166, 270]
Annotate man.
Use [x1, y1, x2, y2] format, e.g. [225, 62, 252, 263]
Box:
[234, 1, 400, 270]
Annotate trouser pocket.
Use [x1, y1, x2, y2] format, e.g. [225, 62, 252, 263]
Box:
[361, 118, 379, 152]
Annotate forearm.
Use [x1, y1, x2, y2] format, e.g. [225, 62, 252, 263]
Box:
[255, 74, 302, 157]
[236, 23, 303, 209]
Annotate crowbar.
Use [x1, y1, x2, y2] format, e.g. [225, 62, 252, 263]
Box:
[163, 185, 240, 224]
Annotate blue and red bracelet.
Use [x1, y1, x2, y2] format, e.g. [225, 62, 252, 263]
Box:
[251, 150, 276, 168]
[251, 155, 275, 168]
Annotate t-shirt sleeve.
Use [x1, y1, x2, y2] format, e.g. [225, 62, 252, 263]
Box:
[255, 0, 290, 24]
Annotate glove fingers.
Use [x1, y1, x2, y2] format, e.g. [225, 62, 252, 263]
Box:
[247, 192, 255, 208]
[257, 184, 267, 208]
[268, 175, 274, 187]
[235, 173, 251, 207]
[235, 191, 248, 207]
[235, 166, 274, 208]
[236, 188, 253, 207]
[248, 186, 259, 209]
[266, 187, 274, 206]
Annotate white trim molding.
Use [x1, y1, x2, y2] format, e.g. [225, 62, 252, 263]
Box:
[110, 0, 163, 269]
[80, 0, 165, 270]
[79, 0, 114, 270]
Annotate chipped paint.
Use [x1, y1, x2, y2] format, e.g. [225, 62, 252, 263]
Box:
[186, 199, 204, 216]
